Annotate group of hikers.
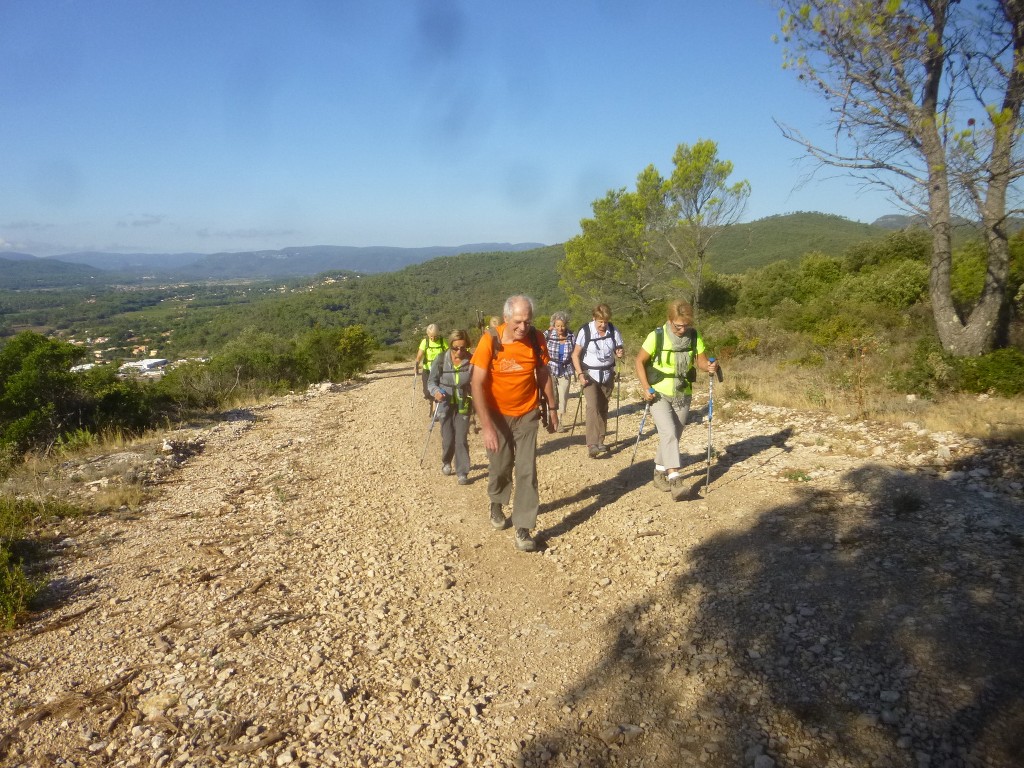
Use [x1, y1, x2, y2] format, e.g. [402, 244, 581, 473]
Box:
[413, 294, 718, 553]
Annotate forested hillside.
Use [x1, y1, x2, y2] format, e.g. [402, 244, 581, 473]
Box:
[164, 245, 567, 352]
[708, 212, 884, 273]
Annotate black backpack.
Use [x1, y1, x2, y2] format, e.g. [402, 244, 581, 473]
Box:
[579, 321, 619, 371]
[485, 326, 545, 365]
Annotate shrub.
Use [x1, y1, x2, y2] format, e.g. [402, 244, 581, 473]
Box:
[844, 229, 930, 271]
[736, 261, 800, 317]
[956, 348, 1024, 397]
[843, 259, 929, 308]
[0, 551, 35, 629]
[0, 496, 48, 628]
[885, 339, 959, 396]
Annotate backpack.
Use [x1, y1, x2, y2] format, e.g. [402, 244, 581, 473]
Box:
[486, 326, 545, 365]
[579, 321, 619, 371]
[421, 336, 447, 362]
[650, 326, 698, 383]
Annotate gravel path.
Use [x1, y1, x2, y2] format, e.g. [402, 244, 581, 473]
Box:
[2, 362, 1022, 767]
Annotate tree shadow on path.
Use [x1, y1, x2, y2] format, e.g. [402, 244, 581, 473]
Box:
[517, 452, 1024, 767]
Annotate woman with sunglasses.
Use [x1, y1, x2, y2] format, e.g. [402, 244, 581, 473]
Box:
[427, 329, 475, 485]
[635, 300, 718, 500]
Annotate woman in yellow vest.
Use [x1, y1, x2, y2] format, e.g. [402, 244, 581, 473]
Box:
[415, 323, 448, 416]
[635, 300, 718, 501]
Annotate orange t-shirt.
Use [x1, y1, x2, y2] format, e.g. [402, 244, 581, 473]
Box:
[471, 325, 549, 417]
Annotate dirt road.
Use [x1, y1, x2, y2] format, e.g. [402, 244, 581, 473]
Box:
[2, 362, 1022, 767]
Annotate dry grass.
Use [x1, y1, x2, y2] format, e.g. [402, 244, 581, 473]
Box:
[719, 357, 1024, 440]
[3, 432, 165, 515]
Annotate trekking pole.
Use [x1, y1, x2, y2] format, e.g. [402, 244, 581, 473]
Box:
[556, 372, 572, 431]
[419, 399, 445, 466]
[630, 400, 651, 466]
[614, 362, 621, 443]
[704, 358, 723, 496]
[569, 379, 584, 437]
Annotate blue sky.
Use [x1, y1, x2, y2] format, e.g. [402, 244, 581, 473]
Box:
[0, 0, 894, 258]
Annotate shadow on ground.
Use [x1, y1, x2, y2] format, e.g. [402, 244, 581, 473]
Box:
[518, 447, 1024, 767]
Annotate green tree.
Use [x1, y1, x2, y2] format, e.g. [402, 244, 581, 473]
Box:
[660, 140, 751, 316]
[558, 165, 668, 315]
[0, 332, 85, 452]
[297, 325, 376, 382]
[775, 0, 1024, 356]
[333, 325, 376, 380]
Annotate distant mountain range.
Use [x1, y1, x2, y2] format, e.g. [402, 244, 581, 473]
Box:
[3, 212, 1019, 291]
[0, 242, 545, 289]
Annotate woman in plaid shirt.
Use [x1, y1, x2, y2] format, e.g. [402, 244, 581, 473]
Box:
[545, 311, 575, 429]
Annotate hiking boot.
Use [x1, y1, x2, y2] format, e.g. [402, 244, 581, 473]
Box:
[457, 474, 469, 485]
[588, 445, 602, 458]
[441, 463, 453, 476]
[598, 444, 610, 455]
[652, 471, 671, 492]
[669, 475, 692, 501]
[514, 527, 539, 553]
[489, 502, 509, 530]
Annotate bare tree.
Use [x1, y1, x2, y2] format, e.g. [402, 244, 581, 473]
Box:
[775, 0, 1024, 356]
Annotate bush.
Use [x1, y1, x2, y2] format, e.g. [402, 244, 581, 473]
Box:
[956, 348, 1024, 396]
[305, 325, 377, 382]
[885, 339, 959, 396]
[844, 229, 930, 271]
[0, 496, 47, 628]
[0, 548, 36, 629]
[843, 259, 929, 308]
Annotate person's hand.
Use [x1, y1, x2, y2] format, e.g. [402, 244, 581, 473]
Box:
[707, 360, 718, 375]
[547, 411, 558, 434]
[433, 391, 446, 402]
[642, 388, 656, 402]
[481, 424, 498, 453]
[577, 372, 589, 387]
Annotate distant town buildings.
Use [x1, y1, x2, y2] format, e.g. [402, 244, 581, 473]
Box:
[118, 358, 169, 376]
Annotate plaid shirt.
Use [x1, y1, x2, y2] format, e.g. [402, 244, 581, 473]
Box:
[545, 330, 575, 379]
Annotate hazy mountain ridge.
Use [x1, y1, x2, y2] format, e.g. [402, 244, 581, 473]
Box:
[4, 211, 1016, 290]
[0, 242, 545, 288]
[0, 256, 106, 287]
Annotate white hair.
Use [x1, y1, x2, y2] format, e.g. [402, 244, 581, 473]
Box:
[502, 294, 535, 320]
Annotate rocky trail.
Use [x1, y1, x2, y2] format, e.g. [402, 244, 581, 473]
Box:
[1, 362, 1023, 768]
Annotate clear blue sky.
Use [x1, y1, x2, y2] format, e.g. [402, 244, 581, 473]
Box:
[0, 0, 894, 258]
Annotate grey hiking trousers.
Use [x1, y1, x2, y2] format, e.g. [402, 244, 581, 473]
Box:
[439, 408, 471, 477]
[651, 394, 691, 471]
[486, 408, 541, 530]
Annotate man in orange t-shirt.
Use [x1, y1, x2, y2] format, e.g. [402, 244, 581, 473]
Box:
[470, 295, 558, 553]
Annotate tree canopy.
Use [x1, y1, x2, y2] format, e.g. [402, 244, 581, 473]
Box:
[559, 140, 749, 318]
[775, 0, 1024, 356]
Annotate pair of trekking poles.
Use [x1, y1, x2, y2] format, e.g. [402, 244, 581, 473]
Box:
[630, 358, 723, 497]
